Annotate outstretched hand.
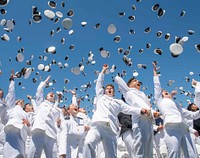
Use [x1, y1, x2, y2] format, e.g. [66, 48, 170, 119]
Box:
[192, 79, 198, 87]
[27, 95, 32, 100]
[171, 90, 178, 96]
[152, 62, 160, 75]
[102, 64, 109, 74]
[70, 90, 76, 95]
[44, 75, 51, 83]
[141, 108, 150, 116]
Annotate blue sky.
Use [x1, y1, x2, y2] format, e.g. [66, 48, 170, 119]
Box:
[0, 0, 200, 117]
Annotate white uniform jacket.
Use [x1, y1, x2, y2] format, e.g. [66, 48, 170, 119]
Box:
[92, 72, 143, 135]
[114, 76, 153, 125]
[153, 76, 200, 126]
[32, 81, 65, 140]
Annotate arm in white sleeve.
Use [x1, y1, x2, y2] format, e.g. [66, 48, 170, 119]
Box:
[114, 76, 129, 94]
[114, 99, 142, 115]
[153, 76, 162, 103]
[72, 95, 77, 106]
[182, 108, 200, 120]
[194, 82, 200, 108]
[36, 81, 46, 105]
[95, 72, 105, 97]
[5, 80, 15, 109]
[30, 98, 38, 112]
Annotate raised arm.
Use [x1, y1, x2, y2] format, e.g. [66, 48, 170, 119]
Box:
[5, 73, 16, 109]
[95, 64, 108, 97]
[192, 79, 200, 108]
[36, 75, 51, 105]
[27, 95, 38, 112]
[114, 76, 129, 94]
[153, 62, 162, 103]
[70, 90, 78, 106]
[181, 107, 200, 120]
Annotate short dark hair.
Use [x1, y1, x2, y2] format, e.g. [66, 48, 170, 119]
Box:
[187, 103, 195, 111]
[105, 84, 115, 91]
[23, 103, 30, 111]
[127, 77, 136, 87]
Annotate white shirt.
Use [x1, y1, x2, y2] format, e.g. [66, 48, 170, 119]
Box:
[153, 76, 200, 126]
[31, 81, 62, 139]
[92, 72, 142, 134]
[4, 105, 31, 142]
[0, 80, 15, 125]
[194, 82, 200, 109]
[114, 76, 153, 124]
[65, 115, 85, 158]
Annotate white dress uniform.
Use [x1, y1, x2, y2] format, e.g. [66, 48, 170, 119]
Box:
[83, 72, 144, 158]
[28, 81, 66, 158]
[64, 115, 85, 158]
[25, 98, 39, 157]
[0, 80, 15, 156]
[76, 112, 91, 158]
[153, 119, 168, 158]
[115, 76, 154, 158]
[194, 82, 200, 108]
[154, 75, 200, 158]
[4, 104, 31, 158]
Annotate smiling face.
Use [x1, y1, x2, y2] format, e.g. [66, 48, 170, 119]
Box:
[128, 78, 143, 90]
[46, 92, 55, 102]
[105, 84, 115, 97]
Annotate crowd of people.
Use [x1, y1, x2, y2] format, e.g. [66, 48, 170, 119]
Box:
[0, 63, 200, 158]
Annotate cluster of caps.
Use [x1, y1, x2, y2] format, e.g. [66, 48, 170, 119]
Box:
[0, 19, 15, 41]
[151, 4, 165, 18]
[15, 67, 33, 79]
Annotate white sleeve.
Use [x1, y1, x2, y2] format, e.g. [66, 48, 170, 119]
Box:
[30, 99, 38, 112]
[5, 80, 15, 109]
[194, 82, 200, 108]
[36, 81, 46, 105]
[153, 76, 162, 103]
[95, 72, 105, 97]
[114, 99, 141, 115]
[114, 76, 129, 94]
[181, 108, 200, 120]
[72, 95, 77, 106]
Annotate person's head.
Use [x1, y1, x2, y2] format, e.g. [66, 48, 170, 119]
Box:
[187, 103, 199, 112]
[67, 104, 79, 117]
[62, 106, 69, 116]
[15, 99, 24, 108]
[0, 89, 4, 99]
[127, 78, 143, 90]
[104, 84, 115, 97]
[46, 92, 55, 102]
[161, 89, 172, 99]
[23, 103, 34, 112]
[78, 107, 87, 115]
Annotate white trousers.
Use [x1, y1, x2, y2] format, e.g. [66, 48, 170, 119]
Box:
[122, 129, 134, 157]
[3, 126, 25, 158]
[132, 116, 153, 158]
[27, 129, 57, 158]
[83, 122, 117, 158]
[164, 123, 198, 158]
